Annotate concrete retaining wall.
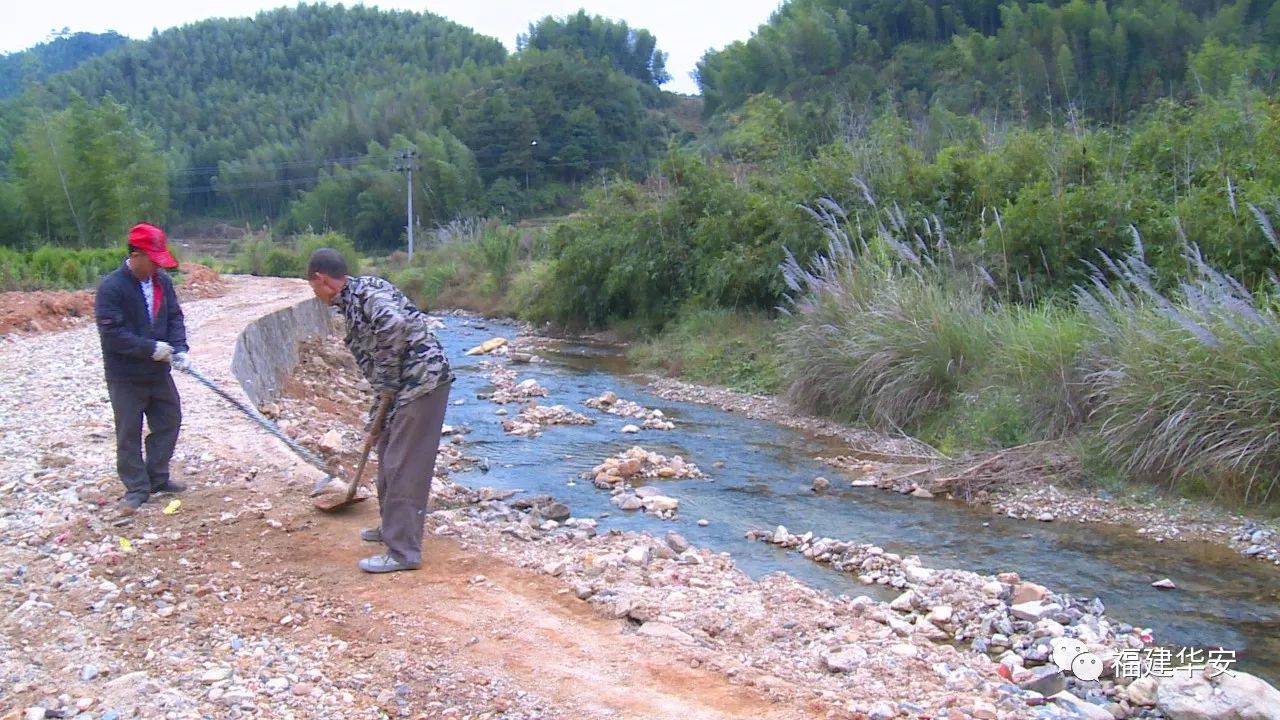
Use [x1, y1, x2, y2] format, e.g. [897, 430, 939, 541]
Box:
[230, 297, 334, 406]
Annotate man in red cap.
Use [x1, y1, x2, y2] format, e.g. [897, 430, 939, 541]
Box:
[94, 222, 190, 515]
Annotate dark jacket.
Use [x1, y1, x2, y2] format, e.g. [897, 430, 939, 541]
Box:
[95, 263, 188, 382]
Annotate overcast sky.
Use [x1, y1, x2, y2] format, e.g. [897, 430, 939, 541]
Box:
[0, 0, 785, 95]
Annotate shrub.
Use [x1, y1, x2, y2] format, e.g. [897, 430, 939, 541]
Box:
[630, 308, 783, 394]
[0, 246, 124, 290]
[233, 231, 361, 278]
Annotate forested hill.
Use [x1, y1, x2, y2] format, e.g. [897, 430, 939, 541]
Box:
[0, 5, 679, 248]
[0, 31, 130, 100]
[696, 0, 1280, 120]
[11, 4, 508, 183]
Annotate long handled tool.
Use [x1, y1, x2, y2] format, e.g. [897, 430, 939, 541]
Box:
[312, 394, 392, 512]
[177, 364, 338, 497]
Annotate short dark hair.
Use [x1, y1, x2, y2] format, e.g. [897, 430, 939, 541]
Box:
[306, 248, 348, 279]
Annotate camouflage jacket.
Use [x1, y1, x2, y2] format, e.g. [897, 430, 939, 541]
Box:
[333, 275, 451, 424]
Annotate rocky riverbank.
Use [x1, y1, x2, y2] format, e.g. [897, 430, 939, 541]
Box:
[639, 377, 1280, 567]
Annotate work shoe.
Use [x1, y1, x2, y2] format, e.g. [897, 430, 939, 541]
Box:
[357, 553, 419, 574]
[116, 497, 145, 516]
[153, 481, 187, 494]
[359, 527, 383, 543]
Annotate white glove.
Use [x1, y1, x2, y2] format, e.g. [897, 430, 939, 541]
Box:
[151, 341, 174, 362]
[171, 352, 190, 371]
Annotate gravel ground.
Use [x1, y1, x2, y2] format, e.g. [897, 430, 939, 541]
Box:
[4, 281, 1276, 720]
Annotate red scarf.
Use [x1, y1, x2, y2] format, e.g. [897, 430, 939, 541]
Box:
[152, 279, 163, 321]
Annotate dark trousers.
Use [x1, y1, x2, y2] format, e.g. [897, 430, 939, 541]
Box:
[376, 379, 452, 565]
[107, 375, 182, 504]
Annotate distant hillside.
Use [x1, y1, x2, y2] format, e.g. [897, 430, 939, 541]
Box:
[697, 0, 1280, 121]
[22, 5, 508, 175]
[0, 31, 129, 100]
[0, 4, 681, 247]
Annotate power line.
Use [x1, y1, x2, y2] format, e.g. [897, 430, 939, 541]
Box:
[168, 154, 645, 195]
[166, 152, 394, 177]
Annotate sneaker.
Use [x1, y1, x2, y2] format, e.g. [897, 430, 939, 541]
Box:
[357, 553, 419, 574]
[359, 527, 383, 543]
[152, 481, 187, 494]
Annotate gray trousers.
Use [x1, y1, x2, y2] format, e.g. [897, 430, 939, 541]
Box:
[376, 379, 452, 565]
[107, 374, 182, 504]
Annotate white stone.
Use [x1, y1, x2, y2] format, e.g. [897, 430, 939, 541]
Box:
[890, 643, 919, 658]
[821, 646, 869, 673]
[1010, 601, 1062, 622]
[201, 668, 233, 684]
[1156, 669, 1280, 720]
[636, 621, 694, 643]
[926, 605, 953, 625]
[1126, 676, 1158, 706]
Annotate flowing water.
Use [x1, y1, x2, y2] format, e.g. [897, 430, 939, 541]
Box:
[436, 316, 1280, 685]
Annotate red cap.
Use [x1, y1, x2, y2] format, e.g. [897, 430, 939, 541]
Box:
[128, 223, 177, 269]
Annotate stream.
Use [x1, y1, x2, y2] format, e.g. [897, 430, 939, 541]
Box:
[435, 316, 1280, 686]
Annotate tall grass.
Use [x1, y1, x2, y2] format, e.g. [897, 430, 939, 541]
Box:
[984, 305, 1094, 438]
[1078, 220, 1280, 503]
[779, 197, 992, 430]
[780, 194, 1280, 506]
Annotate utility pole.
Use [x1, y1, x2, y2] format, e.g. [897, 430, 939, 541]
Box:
[393, 148, 418, 261]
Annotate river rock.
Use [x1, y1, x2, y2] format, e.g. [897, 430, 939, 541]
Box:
[1126, 676, 1158, 706]
[821, 646, 868, 673]
[615, 495, 643, 511]
[642, 495, 678, 513]
[812, 477, 830, 492]
[542, 502, 571, 522]
[1051, 690, 1114, 720]
[1019, 666, 1066, 696]
[665, 532, 690, 553]
[1156, 669, 1280, 720]
[624, 546, 651, 566]
[926, 605, 953, 625]
[636, 622, 693, 644]
[1152, 578, 1177, 590]
[201, 668, 233, 684]
[319, 430, 344, 452]
[1011, 600, 1062, 622]
[1011, 581, 1049, 604]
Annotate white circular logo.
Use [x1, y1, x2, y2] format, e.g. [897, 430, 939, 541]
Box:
[1050, 637, 1088, 669]
[1071, 651, 1103, 681]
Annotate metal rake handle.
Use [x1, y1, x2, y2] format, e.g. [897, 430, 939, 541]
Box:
[180, 364, 333, 475]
